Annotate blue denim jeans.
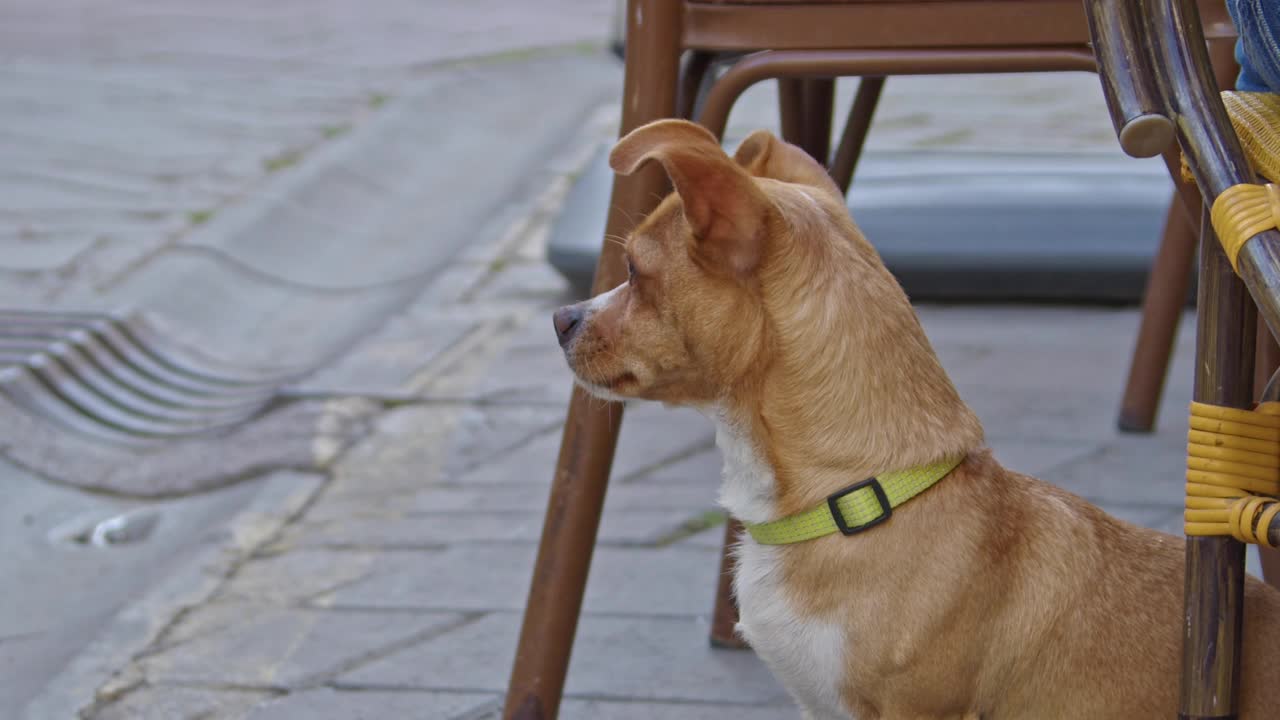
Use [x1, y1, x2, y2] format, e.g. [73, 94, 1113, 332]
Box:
[1229, 0, 1280, 92]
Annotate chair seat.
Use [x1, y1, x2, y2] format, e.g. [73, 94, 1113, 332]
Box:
[1221, 92, 1280, 183]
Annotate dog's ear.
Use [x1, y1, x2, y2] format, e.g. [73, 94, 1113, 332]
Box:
[733, 129, 842, 199]
[610, 119, 769, 277]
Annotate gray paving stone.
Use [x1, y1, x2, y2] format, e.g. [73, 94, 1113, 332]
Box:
[245, 687, 498, 720]
[317, 405, 469, 500]
[90, 685, 272, 720]
[306, 446, 723, 519]
[224, 549, 382, 606]
[559, 699, 798, 720]
[139, 601, 463, 689]
[0, 393, 364, 497]
[293, 310, 482, 396]
[1039, 435, 1188, 506]
[339, 613, 788, 704]
[983, 437, 1100, 478]
[0, 233, 99, 272]
[961, 384, 1151, 444]
[443, 404, 575, 481]
[457, 402, 716, 487]
[321, 545, 721, 617]
[88, 249, 411, 370]
[272, 508, 712, 550]
[469, 258, 574, 305]
[673, 525, 732, 551]
[450, 312, 580, 406]
[634, 445, 727, 484]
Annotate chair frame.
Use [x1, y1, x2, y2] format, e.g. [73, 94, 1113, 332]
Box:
[503, 2, 1242, 718]
[1091, 0, 1280, 714]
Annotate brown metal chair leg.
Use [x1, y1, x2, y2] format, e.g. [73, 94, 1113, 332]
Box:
[502, 1, 683, 718]
[677, 50, 716, 122]
[779, 77, 835, 164]
[709, 519, 749, 648]
[830, 76, 886, 194]
[799, 78, 835, 164]
[1117, 191, 1198, 433]
[778, 78, 804, 148]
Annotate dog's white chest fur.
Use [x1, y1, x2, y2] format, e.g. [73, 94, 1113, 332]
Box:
[709, 413, 854, 720]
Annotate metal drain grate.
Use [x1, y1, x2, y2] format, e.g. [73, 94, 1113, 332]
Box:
[0, 309, 302, 445]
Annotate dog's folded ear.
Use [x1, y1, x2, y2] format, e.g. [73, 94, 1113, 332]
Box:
[733, 129, 842, 199]
[610, 119, 770, 277]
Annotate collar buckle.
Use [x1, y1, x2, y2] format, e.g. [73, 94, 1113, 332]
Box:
[827, 477, 892, 536]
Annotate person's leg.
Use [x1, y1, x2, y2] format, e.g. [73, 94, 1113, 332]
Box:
[1227, 0, 1280, 92]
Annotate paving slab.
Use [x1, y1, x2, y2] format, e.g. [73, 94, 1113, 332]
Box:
[1040, 437, 1189, 507]
[558, 699, 797, 720]
[0, 393, 371, 497]
[0, 461, 321, 714]
[318, 544, 720, 618]
[245, 687, 498, 720]
[308, 480, 723, 522]
[221, 549, 382, 607]
[91, 685, 273, 720]
[338, 613, 789, 704]
[270, 507, 715, 550]
[453, 402, 716, 487]
[135, 601, 465, 690]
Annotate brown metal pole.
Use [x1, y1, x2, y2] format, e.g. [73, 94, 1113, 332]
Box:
[502, 1, 682, 718]
[830, 76, 885, 194]
[1117, 184, 1197, 433]
[1181, 211, 1255, 720]
[677, 50, 716, 122]
[780, 78, 834, 165]
[778, 78, 803, 149]
[709, 519, 749, 648]
[798, 78, 835, 165]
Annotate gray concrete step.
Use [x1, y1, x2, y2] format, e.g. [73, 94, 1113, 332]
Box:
[548, 143, 1179, 303]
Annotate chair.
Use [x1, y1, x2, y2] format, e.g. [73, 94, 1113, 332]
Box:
[504, 2, 1236, 718]
[1089, 0, 1280, 714]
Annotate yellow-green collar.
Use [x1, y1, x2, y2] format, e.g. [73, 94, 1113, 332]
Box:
[743, 457, 964, 545]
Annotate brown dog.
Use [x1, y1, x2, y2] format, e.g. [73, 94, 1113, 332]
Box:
[552, 119, 1280, 719]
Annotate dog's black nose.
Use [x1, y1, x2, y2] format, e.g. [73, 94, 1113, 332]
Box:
[553, 305, 584, 347]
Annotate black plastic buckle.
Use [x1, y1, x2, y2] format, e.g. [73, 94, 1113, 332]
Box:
[827, 477, 892, 536]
